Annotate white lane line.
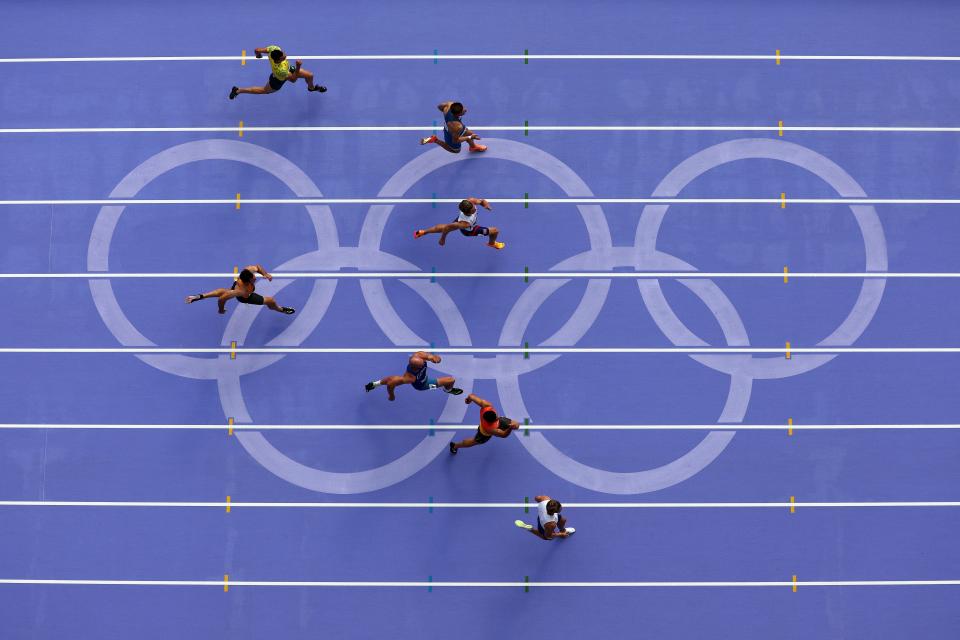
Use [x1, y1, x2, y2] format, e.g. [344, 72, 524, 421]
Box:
[2, 125, 959, 134]
[0, 271, 953, 279]
[2, 54, 960, 63]
[0, 423, 958, 431]
[2, 198, 960, 206]
[0, 578, 956, 588]
[0, 347, 958, 354]
[0, 500, 956, 509]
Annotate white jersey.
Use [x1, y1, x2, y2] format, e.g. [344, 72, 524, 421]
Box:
[456, 208, 479, 227]
[537, 500, 559, 528]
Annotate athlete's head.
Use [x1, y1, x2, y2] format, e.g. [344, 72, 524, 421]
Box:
[546, 499, 562, 515]
[459, 199, 476, 215]
[482, 409, 498, 423]
[238, 269, 255, 284]
[270, 48, 285, 63]
[450, 102, 464, 116]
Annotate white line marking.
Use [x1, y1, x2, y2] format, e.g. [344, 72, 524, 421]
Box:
[0, 271, 952, 279]
[2, 198, 960, 206]
[0, 347, 958, 354]
[0, 578, 956, 588]
[0, 500, 956, 509]
[2, 125, 959, 134]
[2, 54, 960, 63]
[0, 423, 957, 431]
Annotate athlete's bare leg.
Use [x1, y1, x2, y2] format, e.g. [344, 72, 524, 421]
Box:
[185, 288, 229, 304]
[236, 83, 275, 95]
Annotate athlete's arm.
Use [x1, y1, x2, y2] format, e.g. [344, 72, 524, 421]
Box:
[413, 351, 442, 364]
[217, 289, 240, 314]
[437, 102, 453, 112]
[248, 264, 273, 281]
[534, 495, 550, 503]
[466, 197, 491, 210]
[254, 47, 269, 58]
[542, 521, 558, 540]
[465, 393, 491, 408]
[448, 120, 473, 143]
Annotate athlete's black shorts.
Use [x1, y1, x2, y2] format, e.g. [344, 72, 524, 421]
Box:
[232, 281, 264, 305]
[474, 418, 511, 444]
[268, 74, 286, 91]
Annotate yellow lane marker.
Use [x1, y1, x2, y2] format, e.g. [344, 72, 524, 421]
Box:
[783, 266, 789, 283]
[790, 496, 796, 513]
[235, 193, 241, 210]
[788, 417, 793, 436]
[224, 574, 229, 592]
[233, 266, 239, 282]
[226, 496, 231, 513]
[241, 50, 246, 66]
[778, 120, 783, 137]
[781, 192, 786, 209]
[230, 341, 237, 360]
[785, 341, 791, 359]
[776, 49, 781, 65]
[239, 120, 244, 137]
[792, 574, 797, 592]
[228, 417, 234, 436]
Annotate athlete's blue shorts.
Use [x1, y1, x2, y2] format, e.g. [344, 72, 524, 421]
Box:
[443, 128, 462, 150]
[537, 516, 566, 536]
[459, 224, 489, 237]
[412, 377, 438, 391]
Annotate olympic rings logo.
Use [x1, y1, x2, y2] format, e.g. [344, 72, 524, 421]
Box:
[87, 137, 887, 495]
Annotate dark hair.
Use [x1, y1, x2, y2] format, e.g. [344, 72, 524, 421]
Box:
[458, 199, 474, 215]
[546, 499, 561, 514]
[238, 269, 255, 284]
[270, 49, 284, 62]
[450, 102, 464, 115]
[482, 409, 498, 423]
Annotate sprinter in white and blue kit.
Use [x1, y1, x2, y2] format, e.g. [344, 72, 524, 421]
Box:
[414, 197, 505, 250]
[515, 495, 575, 539]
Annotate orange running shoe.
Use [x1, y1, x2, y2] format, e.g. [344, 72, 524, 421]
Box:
[419, 135, 438, 145]
[414, 230, 427, 239]
[487, 241, 505, 250]
[469, 144, 488, 152]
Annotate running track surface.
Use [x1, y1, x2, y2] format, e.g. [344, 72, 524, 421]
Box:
[2, 1, 960, 637]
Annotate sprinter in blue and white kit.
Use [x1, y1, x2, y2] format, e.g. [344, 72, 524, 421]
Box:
[515, 495, 575, 539]
[365, 351, 463, 401]
[419, 101, 487, 153]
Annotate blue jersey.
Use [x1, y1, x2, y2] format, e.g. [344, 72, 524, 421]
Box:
[443, 109, 464, 148]
[406, 361, 428, 387]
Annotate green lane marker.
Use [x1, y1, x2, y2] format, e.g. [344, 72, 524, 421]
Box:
[433, 49, 438, 65]
[430, 266, 436, 283]
[523, 341, 529, 359]
[428, 575, 433, 592]
[524, 266, 529, 283]
[524, 575, 530, 592]
[523, 417, 529, 436]
[428, 496, 434, 513]
[429, 418, 435, 437]
[524, 192, 529, 209]
[524, 49, 529, 64]
[524, 496, 529, 513]
[524, 119, 528, 136]
[431, 192, 436, 208]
